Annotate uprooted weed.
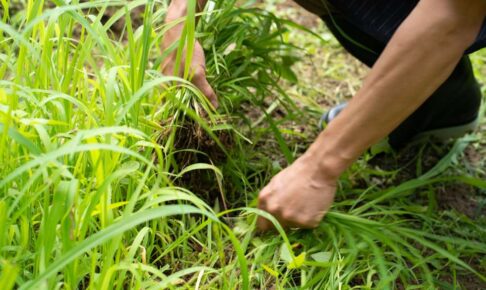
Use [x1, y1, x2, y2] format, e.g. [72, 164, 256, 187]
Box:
[157, 115, 235, 207]
[152, 2, 303, 206]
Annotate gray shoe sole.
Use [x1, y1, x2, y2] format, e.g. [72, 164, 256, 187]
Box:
[320, 102, 480, 143]
[412, 115, 479, 142]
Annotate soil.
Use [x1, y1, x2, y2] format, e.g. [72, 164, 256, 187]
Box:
[440, 258, 486, 290]
[157, 116, 237, 210]
[365, 141, 485, 218]
[437, 183, 485, 219]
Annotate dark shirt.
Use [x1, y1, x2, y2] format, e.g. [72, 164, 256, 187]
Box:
[292, 0, 486, 53]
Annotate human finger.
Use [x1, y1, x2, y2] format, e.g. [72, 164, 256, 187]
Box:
[192, 68, 219, 109]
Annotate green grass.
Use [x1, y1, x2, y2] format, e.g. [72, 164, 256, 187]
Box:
[1, 0, 486, 289]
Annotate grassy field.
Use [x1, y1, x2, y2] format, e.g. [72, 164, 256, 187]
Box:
[1, 0, 485, 289]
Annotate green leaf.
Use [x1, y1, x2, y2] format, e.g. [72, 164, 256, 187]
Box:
[288, 252, 306, 270]
[311, 251, 332, 262]
[261, 264, 279, 278]
[20, 205, 216, 290]
[0, 261, 18, 290]
[0, 123, 41, 155]
[280, 243, 292, 263]
[265, 112, 294, 164]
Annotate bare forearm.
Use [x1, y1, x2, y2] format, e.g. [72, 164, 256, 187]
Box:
[166, 0, 208, 22]
[161, 0, 219, 106]
[310, 0, 486, 178]
[163, 0, 209, 50]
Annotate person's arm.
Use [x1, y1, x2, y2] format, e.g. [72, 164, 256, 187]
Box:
[164, 0, 208, 36]
[312, 0, 486, 179]
[258, 0, 486, 230]
[161, 0, 218, 107]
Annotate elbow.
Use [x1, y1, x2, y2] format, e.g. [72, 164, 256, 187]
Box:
[432, 5, 485, 51]
[444, 19, 483, 49]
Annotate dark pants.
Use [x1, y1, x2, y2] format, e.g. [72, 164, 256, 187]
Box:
[322, 15, 482, 148]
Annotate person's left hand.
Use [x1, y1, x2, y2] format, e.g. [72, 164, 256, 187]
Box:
[257, 153, 337, 231]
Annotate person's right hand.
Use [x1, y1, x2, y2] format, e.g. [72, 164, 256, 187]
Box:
[161, 33, 219, 109]
[257, 152, 337, 231]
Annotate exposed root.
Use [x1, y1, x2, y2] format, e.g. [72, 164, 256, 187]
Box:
[157, 116, 236, 208]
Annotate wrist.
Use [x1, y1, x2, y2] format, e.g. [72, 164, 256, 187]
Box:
[304, 131, 354, 182]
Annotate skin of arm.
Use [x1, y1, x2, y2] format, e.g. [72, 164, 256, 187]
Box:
[161, 0, 218, 107]
[257, 0, 486, 230]
[165, 0, 208, 23]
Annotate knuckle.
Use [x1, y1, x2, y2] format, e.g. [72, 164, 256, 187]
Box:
[259, 187, 272, 199]
[257, 194, 265, 202]
[298, 217, 320, 228]
[281, 210, 295, 221]
[266, 203, 281, 215]
[194, 65, 206, 76]
[257, 196, 267, 208]
[258, 195, 268, 206]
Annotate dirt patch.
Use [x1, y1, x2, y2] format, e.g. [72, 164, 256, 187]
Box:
[368, 140, 452, 185]
[464, 145, 483, 166]
[170, 119, 233, 167]
[440, 258, 486, 290]
[101, 6, 146, 36]
[266, 0, 322, 28]
[437, 184, 484, 219]
[365, 140, 486, 220]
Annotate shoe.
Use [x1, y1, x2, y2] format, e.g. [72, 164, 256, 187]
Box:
[319, 102, 480, 142]
[318, 102, 348, 129]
